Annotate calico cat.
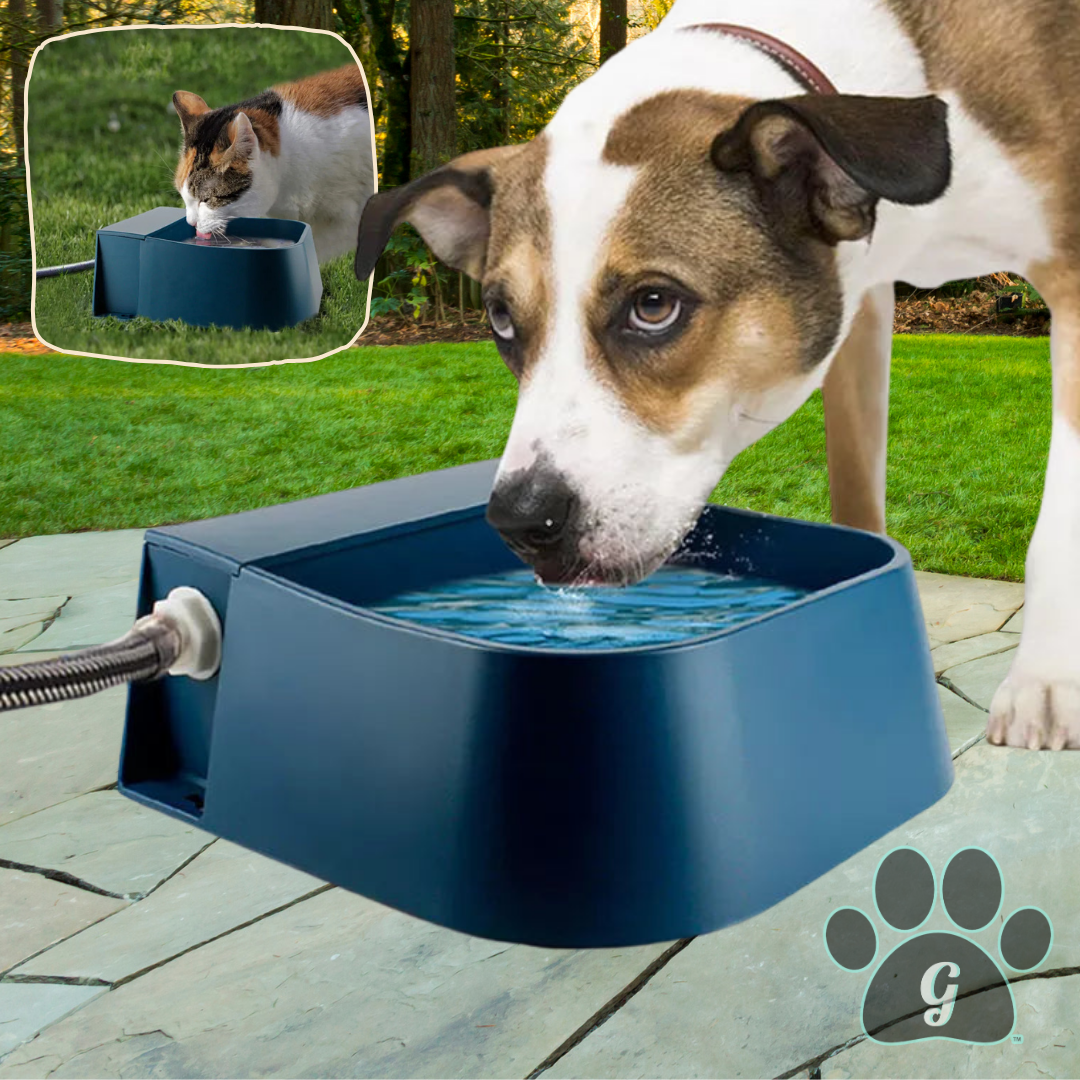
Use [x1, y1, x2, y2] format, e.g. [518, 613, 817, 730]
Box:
[172, 64, 374, 263]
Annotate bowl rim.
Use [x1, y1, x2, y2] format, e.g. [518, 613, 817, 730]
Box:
[244, 502, 910, 658]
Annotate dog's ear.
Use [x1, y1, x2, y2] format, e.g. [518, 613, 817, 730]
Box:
[355, 146, 523, 282]
[711, 95, 950, 244]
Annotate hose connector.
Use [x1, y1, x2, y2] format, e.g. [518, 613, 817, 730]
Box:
[146, 586, 222, 680]
[0, 587, 223, 712]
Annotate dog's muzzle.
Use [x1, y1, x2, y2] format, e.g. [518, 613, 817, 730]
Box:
[486, 468, 582, 583]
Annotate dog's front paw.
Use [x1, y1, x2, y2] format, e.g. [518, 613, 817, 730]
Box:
[988, 666, 1080, 750]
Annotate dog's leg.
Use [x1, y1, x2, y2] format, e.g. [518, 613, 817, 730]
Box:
[988, 268, 1080, 749]
[822, 283, 894, 535]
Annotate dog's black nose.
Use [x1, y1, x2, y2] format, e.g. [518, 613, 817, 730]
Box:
[486, 471, 578, 557]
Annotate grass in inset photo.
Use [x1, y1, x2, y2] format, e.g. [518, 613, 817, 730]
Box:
[0, 334, 1050, 582]
[27, 26, 370, 365]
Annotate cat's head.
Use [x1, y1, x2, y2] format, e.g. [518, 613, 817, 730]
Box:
[172, 91, 279, 237]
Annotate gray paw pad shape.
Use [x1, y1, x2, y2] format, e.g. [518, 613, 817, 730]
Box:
[824, 847, 1052, 1044]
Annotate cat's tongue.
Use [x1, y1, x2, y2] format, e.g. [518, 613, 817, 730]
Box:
[196, 229, 213, 239]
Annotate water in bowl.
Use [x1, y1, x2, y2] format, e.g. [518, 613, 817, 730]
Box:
[180, 235, 295, 249]
[369, 565, 809, 650]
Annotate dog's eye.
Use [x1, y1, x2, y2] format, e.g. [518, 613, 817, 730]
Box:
[628, 289, 681, 333]
[487, 300, 515, 341]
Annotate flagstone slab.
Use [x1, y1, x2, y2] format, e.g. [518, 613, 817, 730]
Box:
[0, 541, 17, 552]
[819, 975, 1080, 1078]
[0, 655, 125, 827]
[13, 840, 324, 984]
[0, 598, 66, 655]
[0, 791, 210, 900]
[0, 984, 105, 1061]
[942, 650, 1017, 712]
[913, 572, 1025, 645]
[0, 887, 673, 1079]
[0, 531, 144, 602]
[0, 622, 49, 656]
[0, 599, 67, 622]
[939, 684, 988, 754]
[0, 869, 126, 976]
[1001, 607, 1025, 634]
[28, 581, 140, 652]
[549, 742, 1080, 1079]
[931, 632, 1017, 677]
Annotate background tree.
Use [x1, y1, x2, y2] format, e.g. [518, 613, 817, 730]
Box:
[597, 0, 623, 63]
[0, 0, 28, 316]
[409, 0, 454, 176]
[36, 0, 59, 34]
[255, 0, 332, 27]
[5, 0, 26, 157]
[454, 0, 592, 152]
[348, 0, 410, 186]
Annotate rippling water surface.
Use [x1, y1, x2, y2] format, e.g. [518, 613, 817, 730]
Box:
[180, 235, 295, 248]
[369, 566, 809, 650]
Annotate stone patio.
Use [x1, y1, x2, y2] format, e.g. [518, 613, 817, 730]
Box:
[0, 532, 1076, 1079]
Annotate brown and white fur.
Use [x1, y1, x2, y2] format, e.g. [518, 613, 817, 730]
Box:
[174, 64, 374, 262]
[355, 0, 1080, 751]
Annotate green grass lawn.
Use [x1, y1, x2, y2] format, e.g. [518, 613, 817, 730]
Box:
[27, 26, 369, 365]
[0, 334, 1051, 580]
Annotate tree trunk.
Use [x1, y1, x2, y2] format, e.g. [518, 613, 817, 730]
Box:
[254, 0, 334, 30]
[365, 0, 411, 187]
[409, 0, 455, 177]
[598, 0, 627, 64]
[8, 0, 28, 158]
[494, 0, 509, 142]
[36, 0, 62, 35]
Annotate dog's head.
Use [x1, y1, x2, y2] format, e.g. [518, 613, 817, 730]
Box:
[356, 52, 949, 585]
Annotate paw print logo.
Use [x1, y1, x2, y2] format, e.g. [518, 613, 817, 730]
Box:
[824, 848, 1052, 1044]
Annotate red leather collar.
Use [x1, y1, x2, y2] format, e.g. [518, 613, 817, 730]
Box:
[683, 23, 838, 95]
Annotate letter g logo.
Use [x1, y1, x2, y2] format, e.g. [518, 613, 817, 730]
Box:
[920, 961, 960, 1026]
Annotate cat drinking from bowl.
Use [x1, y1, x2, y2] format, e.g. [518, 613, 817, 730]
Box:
[173, 64, 374, 264]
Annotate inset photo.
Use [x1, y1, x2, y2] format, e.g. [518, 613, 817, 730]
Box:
[27, 25, 375, 366]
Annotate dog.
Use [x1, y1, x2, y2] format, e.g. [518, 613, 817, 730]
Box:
[355, 0, 1080, 752]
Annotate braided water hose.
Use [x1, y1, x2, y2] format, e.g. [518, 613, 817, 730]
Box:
[0, 587, 222, 713]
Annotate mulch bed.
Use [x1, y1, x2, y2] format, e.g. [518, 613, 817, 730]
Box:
[0, 321, 53, 354]
[892, 287, 1050, 337]
[357, 312, 494, 347]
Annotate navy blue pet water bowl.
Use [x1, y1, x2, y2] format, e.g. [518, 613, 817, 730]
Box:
[92, 207, 321, 330]
[119, 460, 953, 948]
